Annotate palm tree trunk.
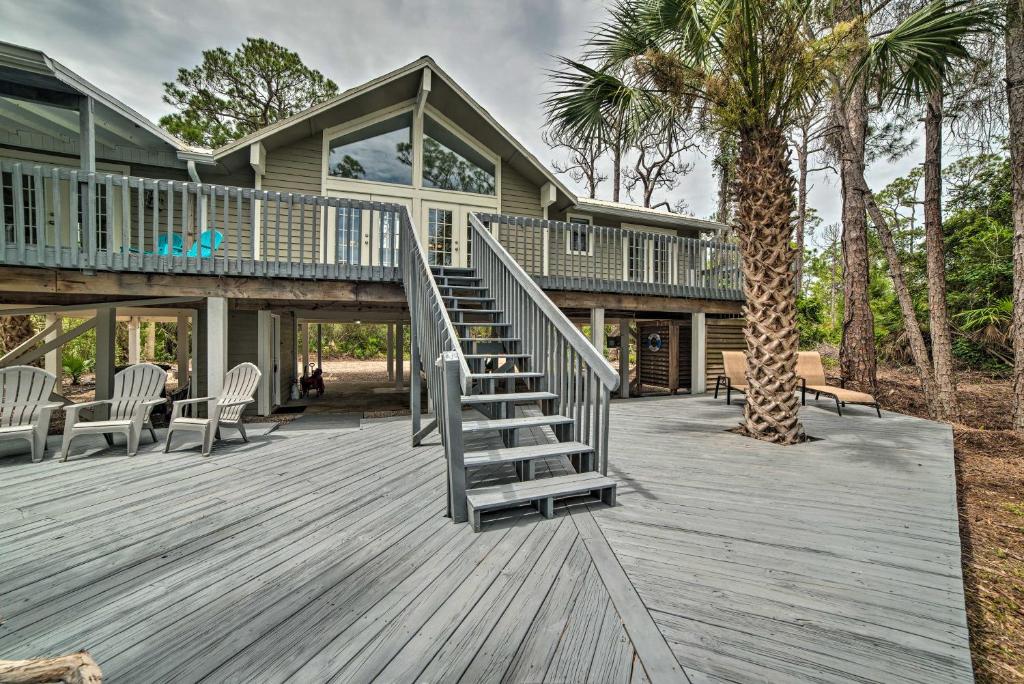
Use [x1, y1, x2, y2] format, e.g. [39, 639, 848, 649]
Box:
[836, 0, 878, 396]
[0, 316, 35, 356]
[923, 87, 960, 421]
[734, 127, 803, 445]
[1009, 0, 1024, 431]
[612, 139, 622, 202]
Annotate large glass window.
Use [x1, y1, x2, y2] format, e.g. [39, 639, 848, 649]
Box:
[422, 117, 495, 195]
[335, 207, 362, 264]
[567, 216, 591, 255]
[327, 113, 413, 186]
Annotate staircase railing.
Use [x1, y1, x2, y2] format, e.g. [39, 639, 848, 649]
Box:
[469, 212, 620, 474]
[399, 207, 470, 519]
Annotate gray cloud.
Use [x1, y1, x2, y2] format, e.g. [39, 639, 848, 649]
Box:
[1, 0, 920, 226]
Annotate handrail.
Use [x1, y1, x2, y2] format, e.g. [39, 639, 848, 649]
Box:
[469, 212, 618, 474]
[477, 212, 742, 301]
[0, 160, 401, 281]
[470, 213, 619, 388]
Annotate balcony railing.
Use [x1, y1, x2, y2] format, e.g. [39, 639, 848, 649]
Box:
[0, 161, 401, 280]
[476, 213, 744, 301]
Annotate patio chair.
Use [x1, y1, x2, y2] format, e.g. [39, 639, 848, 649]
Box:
[0, 366, 62, 463]
[713, 351, 748, 404]
[796, 351, 881, 417]
[61, 363, 167, 460]
[186, 229, 224, 258]
[164, 362, 261, 456]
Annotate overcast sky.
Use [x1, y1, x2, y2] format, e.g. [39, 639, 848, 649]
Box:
[1, 0, 921, 228]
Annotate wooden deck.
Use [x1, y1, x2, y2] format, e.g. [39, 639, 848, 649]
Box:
[0, 396, 971, 683]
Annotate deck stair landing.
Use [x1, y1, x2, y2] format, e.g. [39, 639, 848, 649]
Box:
[430, 264, 616, 532]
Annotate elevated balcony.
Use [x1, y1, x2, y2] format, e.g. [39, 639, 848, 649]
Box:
[0, 162, 743, 301]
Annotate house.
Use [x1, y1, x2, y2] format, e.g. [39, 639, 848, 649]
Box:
[0, 43, 745, 422]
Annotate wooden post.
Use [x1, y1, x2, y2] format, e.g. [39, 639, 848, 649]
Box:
[94, 307, 115, 414]
[316, 323, 322, 370]
[395, 322, 404, 389]
[257, 310, 272, 417]
[668, 321, 680, 394]
[691, 312, 707, 394]
[127, 317, 141, 365]
[176, 313, 190, 385]
[207, 297, 228, 398]
[300, 322, 309, 377]
[590, 307, 605, 352]
[386, 322, 394, 381]
[44, 313, 62, 388]
[79, 96, 96, 173]
[442, 351, 467, 523]
[618, 318, 629, 399]
[410, 316, 422, 441]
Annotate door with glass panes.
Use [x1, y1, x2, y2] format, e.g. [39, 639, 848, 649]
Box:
[421, 204, 493, 268]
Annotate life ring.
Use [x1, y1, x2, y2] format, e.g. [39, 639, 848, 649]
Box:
[646, 332, 662, 352]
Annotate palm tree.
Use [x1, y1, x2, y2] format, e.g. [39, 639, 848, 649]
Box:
[546, 0, 993, 443]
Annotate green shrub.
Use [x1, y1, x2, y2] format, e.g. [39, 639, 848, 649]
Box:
[62, 353, 93, 384]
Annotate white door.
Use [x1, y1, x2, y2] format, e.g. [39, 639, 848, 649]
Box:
[422, 203, 462, 267]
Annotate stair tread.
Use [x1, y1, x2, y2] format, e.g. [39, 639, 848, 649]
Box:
[468, 371, 543, 379]
[467, 472, 616, 510]
[456, 321, 511, 327]
[463, 441, 593, 467]
[462, 414, 572, 432]
[461, 337, 519, 342]
[464, 353, 531, 358]
[461, 391, 556, 404]
[450, 309, 504, 315]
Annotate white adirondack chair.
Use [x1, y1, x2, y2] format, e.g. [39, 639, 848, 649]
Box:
[61, 363, 167, 460]
[0, 366, 62, 463]
[165, 362, 261, 456]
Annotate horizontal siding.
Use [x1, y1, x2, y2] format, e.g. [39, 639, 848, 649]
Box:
[261, 136, 324, 262]
[499, 162, 542, 218]
[705, 317, 746, 388]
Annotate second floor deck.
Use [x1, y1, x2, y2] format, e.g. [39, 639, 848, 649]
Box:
[0, 161, 744, 302]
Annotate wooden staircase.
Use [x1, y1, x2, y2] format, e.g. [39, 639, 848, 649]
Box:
[431, 264, 617, 532]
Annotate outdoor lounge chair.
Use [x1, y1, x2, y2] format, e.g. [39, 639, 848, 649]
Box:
[0, 366, 62, 462]
[796, 351, 881, 417]
[186, 229, 224, 258]
[61, 363, 167, 460]
[164, 362, 261, 456]
[714, 350, 748, 404]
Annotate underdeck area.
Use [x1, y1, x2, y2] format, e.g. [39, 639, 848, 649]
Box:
[0, 396, 971, 683]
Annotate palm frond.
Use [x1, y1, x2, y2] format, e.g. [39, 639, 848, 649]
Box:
[857, 0, 999, 105]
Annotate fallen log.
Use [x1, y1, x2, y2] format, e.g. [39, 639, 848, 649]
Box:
[0, 651, 102, 683]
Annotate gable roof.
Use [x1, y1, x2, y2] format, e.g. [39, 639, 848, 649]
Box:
[0, 41, 198, 165]
[574, 198, 726, 233]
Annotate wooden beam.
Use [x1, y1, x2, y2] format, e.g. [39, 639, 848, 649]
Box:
[0, 319, 59, 365]
[691, 312, 706, 394]
[176, 313, 190, 386]
[79, 95, 95, 172]
[1, 316, 95, 369]
[94, 309, 115, 405]
[207, 297, 228, 398]
[547, 289, 743, 315]
[0, 296, 201, 317]
[0, 266, 406, 305]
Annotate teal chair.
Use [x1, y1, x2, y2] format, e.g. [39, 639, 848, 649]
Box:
[153, 234, 184, 256]
[186, 230, 224, 258]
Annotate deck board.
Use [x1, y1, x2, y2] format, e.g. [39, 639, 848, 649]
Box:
[0, 395, 971, 683]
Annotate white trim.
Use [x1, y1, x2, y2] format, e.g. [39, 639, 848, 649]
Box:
[565, 213, 594, 256]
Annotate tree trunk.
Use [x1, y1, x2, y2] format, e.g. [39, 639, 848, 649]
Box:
[923, 87, 960, 421]
[0, 651, 102, 683]
[1009, 0, 1024, 431]
[0, 316, 35, 356]
[734, 127, 803, 444]
[836, 0, 878, 395]
[795, 130, 809, 294]
[612, 140, 622, 202]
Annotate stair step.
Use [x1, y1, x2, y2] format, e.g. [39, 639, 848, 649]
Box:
[466, 472, 617, 532]
[438, 285, 488, 292]
[462, 414, 572, 433]
[431, 266, 476, 276]
[468, 371, 543, 380]
[449, 309, 504, 316]
[437, 275, 481, 283]
[460, 337, 519, 344]
[443, 296, 494, 303]
[464, 353, 531, 359]
[461, 391, 557, 405]
[463, 441, 593, 467]
[456, 321, 511, 328]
